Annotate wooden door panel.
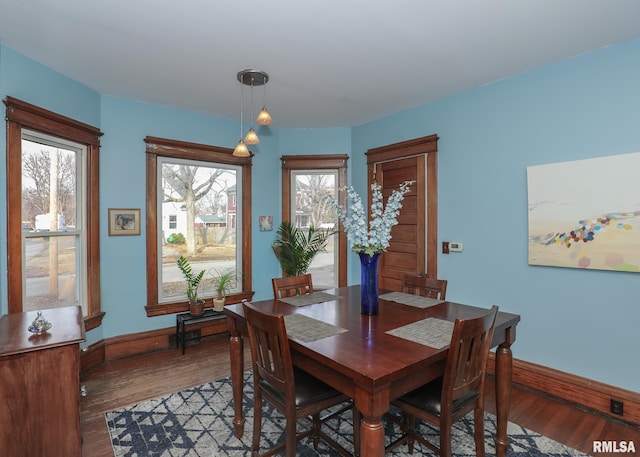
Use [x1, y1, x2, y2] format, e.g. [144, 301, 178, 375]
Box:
[390, 226, 417, 244]
[366, 134, 438, 287]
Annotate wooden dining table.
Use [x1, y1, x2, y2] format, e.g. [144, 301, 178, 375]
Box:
[225, 285, 521, 457]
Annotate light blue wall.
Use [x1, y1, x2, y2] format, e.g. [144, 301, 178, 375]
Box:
[0, 46, 101, 320]
[353, 37, 640, 392]
[2, 37, 639, 392]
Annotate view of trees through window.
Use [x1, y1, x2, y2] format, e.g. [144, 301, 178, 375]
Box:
[159, 158, 241, 302]
[21, 133, 85, 313]
[292, 171, 338, 288]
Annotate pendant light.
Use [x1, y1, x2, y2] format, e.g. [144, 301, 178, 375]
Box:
[233, 69, 271, 156]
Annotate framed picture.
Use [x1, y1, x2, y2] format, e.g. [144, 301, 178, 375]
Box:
[259, 215, 273, 231]
[108, 208, 141, 236]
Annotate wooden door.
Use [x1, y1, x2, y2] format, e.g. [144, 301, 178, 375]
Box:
[366, 135, 438, 292]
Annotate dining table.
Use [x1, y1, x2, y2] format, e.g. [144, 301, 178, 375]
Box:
[224, 285, 521, 457]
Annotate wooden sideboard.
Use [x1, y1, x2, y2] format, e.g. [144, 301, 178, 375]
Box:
[0, 306, 86, 456]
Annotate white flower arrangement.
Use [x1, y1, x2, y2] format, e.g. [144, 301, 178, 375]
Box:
[329, 181, 413, 256]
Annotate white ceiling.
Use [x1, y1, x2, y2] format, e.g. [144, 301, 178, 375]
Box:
[1, 0, 640, 129]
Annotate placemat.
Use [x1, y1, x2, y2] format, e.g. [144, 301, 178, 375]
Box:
[386, 317, 454, 349]
[379, 291, 444, 309]
[284, 313, 348, 343]
[278, 291, 339, 307]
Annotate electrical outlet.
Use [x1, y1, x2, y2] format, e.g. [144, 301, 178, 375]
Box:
[442, 241, 449, 254]
[610, 399, 624, 416]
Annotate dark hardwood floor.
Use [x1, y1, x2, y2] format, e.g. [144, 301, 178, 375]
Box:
[80, 333, 639, 456]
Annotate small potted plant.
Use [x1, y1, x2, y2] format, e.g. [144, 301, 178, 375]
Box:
[176, 256, 206, 316]
[211, 268, 238, 311]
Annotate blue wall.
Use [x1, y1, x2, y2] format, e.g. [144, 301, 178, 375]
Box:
[1, 37, 639, 392]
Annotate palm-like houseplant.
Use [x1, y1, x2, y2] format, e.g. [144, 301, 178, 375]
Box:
[210, 268, 239, 311]
[272, 221, 335, 277]
[177, 255, 206, 316]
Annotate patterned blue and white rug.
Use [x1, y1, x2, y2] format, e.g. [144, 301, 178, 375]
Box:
[105, 373, 588, 456]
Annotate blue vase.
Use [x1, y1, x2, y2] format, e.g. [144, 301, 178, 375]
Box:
[359, 252, 381, 315]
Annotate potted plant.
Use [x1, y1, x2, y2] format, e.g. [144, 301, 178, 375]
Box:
[210, 268, 239, 311]
[176, 255, 206, 316]
[272, 221, 336, 277]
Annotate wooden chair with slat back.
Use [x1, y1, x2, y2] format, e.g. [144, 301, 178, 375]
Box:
[272, 274, 314, 299]
[385, 305, 499, 457]
[241, 300, 357, 457]
[402, 274, 448, 300]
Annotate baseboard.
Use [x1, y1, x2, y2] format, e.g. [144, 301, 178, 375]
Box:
[80, 318, 228, 372]
[487, 353, 640, 425]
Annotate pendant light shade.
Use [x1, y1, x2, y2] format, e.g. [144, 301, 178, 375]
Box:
[256, 107, 272, 125]
[244, 128, 260, 144]
[233, 140, 250, 157]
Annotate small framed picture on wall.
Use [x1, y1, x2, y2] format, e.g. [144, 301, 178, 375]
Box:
[259, 215, 273, 231]
[108, 208, 141, 236]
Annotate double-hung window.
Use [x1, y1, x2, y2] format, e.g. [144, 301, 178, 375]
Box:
[5, 97, 103, 330]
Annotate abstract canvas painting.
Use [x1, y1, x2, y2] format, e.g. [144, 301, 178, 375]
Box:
[527, 152, 640, 272]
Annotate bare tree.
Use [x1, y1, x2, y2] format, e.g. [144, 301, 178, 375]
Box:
[295, 174, 335, 228]
[22, 149, 76, 227]
[163, 164, 224, 255]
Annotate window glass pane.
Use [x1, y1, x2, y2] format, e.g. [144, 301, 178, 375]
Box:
[159, 158, 241, 302]
[23, 234, 81, 311]
[291, 171, 338, 288]
[21, 135, 85, 313]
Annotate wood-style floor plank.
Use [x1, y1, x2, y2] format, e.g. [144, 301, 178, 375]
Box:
[80, 334, 639, 456]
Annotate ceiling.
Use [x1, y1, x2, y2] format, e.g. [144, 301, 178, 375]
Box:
[1, 0, 640, 129]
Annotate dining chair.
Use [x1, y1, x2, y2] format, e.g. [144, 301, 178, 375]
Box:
[386, 305, 499, 457]
[272, 273, 314, 299]
[401, 274, 448, 300]
[241, 299, 356, 457]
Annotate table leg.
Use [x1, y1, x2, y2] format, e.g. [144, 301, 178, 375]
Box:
[359, 415, 385, 457]
[229, 329, 245, 438]
[355, 386, 388, 457]
[494, 334, 513, 457]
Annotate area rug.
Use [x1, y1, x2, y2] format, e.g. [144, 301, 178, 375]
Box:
[105, 373, 589, 457]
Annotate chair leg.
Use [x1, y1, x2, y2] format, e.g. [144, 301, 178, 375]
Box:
[439, 418, 452, 457]
[406, 414, 416, 454]
[353, 407, 361, 457]
[286, 408, 298, 457]
[252, 388, 263, 455]
[311, 412, 321, 449]
[474, 408, 486, 457]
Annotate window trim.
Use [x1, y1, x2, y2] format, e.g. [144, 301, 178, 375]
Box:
[281, 154, 348, 287]
[4, 96, 104, 331]
[144, 136, 254, 317]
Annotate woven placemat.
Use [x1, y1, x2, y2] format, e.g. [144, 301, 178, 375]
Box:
[284, 313, 348, 342]
[386, 317, 454, 349]
[379, 291, 444, 309]
[278, 291, 339, 307]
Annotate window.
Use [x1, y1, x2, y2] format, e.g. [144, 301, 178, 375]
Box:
[281, 155, 348, 288]
[145, 136, 253, 316]
[5, 97, 104, 330]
